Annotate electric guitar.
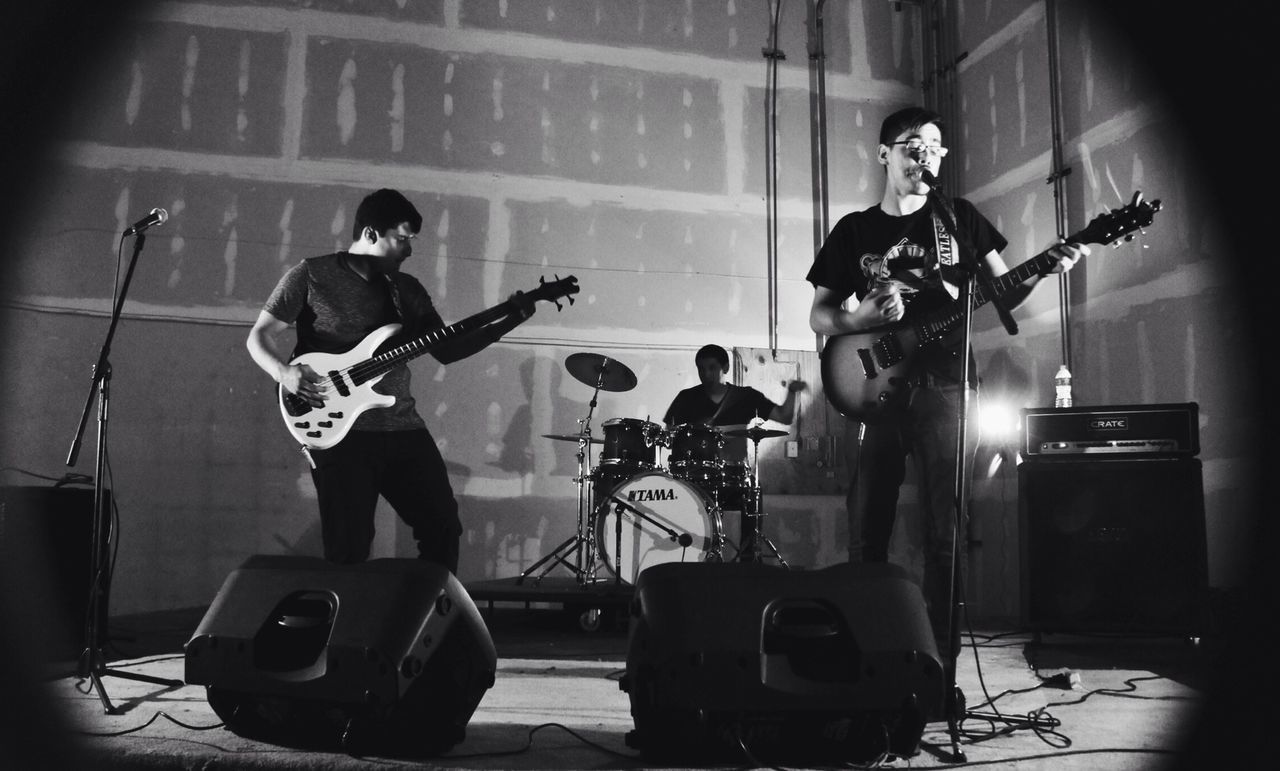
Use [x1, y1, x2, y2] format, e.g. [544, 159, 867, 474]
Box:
[820, 193, 1161, 423]
[280, 275, 579, 449]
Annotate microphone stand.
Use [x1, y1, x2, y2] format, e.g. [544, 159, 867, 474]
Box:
[65, 232, 182, 714]
[606, 494, 694, 585]
[921, 176, 983, 763]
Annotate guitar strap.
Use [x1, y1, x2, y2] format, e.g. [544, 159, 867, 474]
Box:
[930, 211, 962, 300]
[382, 273, 406, 322]
[930, 198, 1019, 337]
[708, 384, 736, 425]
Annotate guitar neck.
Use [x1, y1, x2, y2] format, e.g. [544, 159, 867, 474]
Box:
[918, 246, 1059, 341]
[355, 300, 516, 384]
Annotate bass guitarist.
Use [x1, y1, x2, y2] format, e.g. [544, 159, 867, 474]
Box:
[246, 188, 535, 570]
[806, 107, 1085, 675]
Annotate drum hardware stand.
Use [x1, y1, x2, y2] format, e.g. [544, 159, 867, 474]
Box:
[728, 427, 789, 567]
[64, 230, 183, 714]
[520, 352, 637, 586]
[518, 423, 596, 586]
[601, 493, 696, 585]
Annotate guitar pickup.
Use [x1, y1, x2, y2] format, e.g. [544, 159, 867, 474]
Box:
[856, 348, 878, 379]
[873, 333, 905, 367]
[328, 371, 351, 397]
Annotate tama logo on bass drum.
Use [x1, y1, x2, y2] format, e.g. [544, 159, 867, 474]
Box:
[627, 487, 679, 503]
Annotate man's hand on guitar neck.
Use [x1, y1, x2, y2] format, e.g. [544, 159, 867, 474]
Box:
[509, 290, 538, 320]
[1042, 241, 1089, 275]
[280, 362, 326, 407]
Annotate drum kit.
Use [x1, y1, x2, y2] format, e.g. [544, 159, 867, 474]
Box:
[518, 352, 789, 587]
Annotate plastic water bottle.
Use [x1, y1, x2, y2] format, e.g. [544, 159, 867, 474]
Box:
[1054, 365, 1073, 408]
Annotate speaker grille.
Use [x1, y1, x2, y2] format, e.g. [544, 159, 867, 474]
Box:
[1018, 458, 1209, 634]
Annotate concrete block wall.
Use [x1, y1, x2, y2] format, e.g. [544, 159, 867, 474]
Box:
[1, 0, 923, 615]
[6, 1, 1245, 624]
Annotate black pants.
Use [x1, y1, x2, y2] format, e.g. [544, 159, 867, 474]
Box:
[308, 429, 462, 572]
[846, 385, 979, 660]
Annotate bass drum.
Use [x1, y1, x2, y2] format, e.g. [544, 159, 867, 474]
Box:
[594, 471, 722, 584]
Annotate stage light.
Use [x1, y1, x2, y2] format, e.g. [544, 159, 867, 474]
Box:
[978, 402, 1020, 442]
[974, 401, 1020, 480]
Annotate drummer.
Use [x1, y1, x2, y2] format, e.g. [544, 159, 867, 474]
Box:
[662, 344, 803, 463]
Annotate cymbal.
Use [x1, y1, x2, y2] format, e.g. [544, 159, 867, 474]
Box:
[542, 433, 602, 444]
[564, 352, 637, 392]
[723, 426, 788, 441]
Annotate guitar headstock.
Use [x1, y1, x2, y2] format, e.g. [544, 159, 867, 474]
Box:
[1078, 191, 1163, 247]
[530, 274, 579, 311]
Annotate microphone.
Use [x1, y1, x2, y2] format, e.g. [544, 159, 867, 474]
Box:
[677, 533, 693, 548]
[124, 208, 168, 236]
[920, 168, 939, 188]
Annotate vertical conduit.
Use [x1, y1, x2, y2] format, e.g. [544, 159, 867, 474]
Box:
[807, 0, 830, 355]
[1044, 0, 1073, 370]
[764, 1, 786, 357]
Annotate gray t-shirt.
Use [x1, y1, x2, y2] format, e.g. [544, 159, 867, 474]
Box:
[264, 252, 444, 431]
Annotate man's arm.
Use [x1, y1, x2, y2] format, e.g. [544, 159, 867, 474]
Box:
[768, 381, 805, 424]
[246, 310, 325, 407]
[430, 292, 536, 365]
[809, 283, 909, 337]
[983, 242, 1088, 312]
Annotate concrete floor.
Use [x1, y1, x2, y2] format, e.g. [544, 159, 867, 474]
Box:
[13, 603, 1223, 770]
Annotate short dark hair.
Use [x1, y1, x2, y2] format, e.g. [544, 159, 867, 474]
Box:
[695, 344, 729, 371]
[879, 106, 945, 146]
[352, 188, 423, 240]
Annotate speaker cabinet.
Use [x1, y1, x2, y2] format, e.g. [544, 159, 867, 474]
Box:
[1018, 457, 1209, 634]
[0, 485, 106, 662]
[621, 561, 942, 765]
[184, 556, 496, 756]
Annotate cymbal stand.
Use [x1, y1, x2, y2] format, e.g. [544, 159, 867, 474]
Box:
[738, 434, 787, 567]
[517, 371, 607, 585]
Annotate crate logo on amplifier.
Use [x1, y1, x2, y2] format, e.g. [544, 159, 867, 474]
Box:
[1089, 417, 1128, 431]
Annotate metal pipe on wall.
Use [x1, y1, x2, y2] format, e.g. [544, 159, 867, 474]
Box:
[763, 0, 787, 358]
[1045, 0, 1073, 371]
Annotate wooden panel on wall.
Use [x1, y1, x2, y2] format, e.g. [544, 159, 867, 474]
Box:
[734, 346, 847, 496]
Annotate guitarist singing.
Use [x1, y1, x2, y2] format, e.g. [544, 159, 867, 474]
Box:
[806, 107, 1086, 678]
[246, 188, 535, 571]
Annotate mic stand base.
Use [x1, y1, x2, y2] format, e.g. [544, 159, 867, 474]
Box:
[918, 684, 968, 764]
[78, 647, 184, 715]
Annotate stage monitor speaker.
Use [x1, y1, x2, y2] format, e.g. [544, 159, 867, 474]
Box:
[0, 485, 107, 663]
[621, 561, 942, 765]
[1018, 457, 1209, 635]
[184, 555, 496, 756]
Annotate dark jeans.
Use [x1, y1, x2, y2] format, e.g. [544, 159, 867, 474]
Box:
[308, 428, 462, 572]
[846, 385, 979, 660]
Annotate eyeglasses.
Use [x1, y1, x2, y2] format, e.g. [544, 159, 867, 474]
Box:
[889, 139, 949, 158]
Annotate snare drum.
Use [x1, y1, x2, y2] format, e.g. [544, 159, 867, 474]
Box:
[597, 418, 662, 475]
[667, 423, 725, 486]
[594, 471, 723, 584]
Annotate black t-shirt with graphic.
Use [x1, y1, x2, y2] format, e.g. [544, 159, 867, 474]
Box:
[806, 198, 1007, 382]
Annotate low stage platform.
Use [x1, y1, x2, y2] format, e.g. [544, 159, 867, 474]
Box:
[464, 575, 635, 631]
